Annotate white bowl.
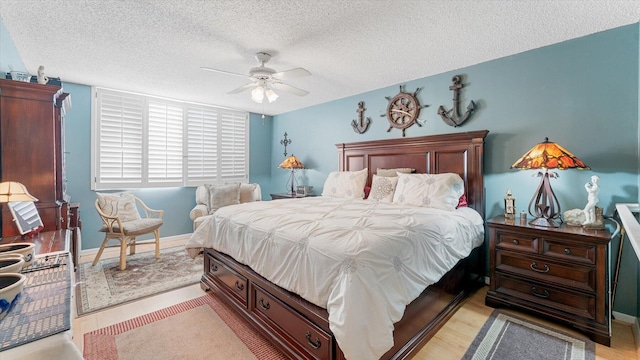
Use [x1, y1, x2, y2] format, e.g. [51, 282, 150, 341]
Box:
[0, 243, 35, 267]
[0, 256, 25, 273]
[0, 273, 26, 320]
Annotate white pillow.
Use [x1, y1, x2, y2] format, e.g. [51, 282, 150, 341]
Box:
[321, 168, 368, 199]
[207, 183, 241, 214]
[367, 174, 398, 203]
[96, 191, 141, 221]
[392, 173, 464, 211]
[376, 168, 414, 177]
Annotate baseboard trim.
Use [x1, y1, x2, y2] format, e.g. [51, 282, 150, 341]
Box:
[613, 311, 636, 324]
[79, 233, 192, 260]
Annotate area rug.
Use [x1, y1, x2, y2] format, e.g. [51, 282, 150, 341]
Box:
[83, 294, 287, 360]
[76, 246, 203, 316]
[462, 310, 595, 360]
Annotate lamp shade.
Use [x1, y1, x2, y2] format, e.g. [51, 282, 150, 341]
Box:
[511, 137, 590, 170]
[0, 182, 38, 202]
[278, 155, 305, 169]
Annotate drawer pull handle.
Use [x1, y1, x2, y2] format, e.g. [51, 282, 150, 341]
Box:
[210, 264, 218, 272]
[564, 248, 571, 254]
[530, 262, 550, 273]
[513, 239, 519, 245]
[234, 280, 244, 291]
[258, 298, 270, 311]
[306, 331, 322, 350]
[530, 286, 550, 298]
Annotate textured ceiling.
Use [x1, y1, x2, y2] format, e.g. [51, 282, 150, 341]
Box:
[0, 1, 638, 116]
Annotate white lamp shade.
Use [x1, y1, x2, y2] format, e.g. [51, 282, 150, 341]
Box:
[0, 182, 38, 202]
[265, 88, 279, 103]
[251, 86, 265, 103]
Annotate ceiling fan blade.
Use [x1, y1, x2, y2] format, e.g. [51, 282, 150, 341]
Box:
[272, 67, 311, 79]
[272, 82, 309, 96]
[227, 82, 258, 94]
[201, 67, 247, 78]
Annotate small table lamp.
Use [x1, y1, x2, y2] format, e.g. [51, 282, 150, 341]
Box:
[511, 138, 589, 227]
[0, 182, 38, 202]
[278, 155, 305, 195]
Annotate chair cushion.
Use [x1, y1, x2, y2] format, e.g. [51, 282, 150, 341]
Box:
[96, 191, 141, 222]
[99, 218, 163, 236]
[207, 183, 241, 214]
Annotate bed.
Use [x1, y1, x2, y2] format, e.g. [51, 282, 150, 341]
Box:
[186, 130, 489, 360]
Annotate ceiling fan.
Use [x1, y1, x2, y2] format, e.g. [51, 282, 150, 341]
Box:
[201, 52, 311, 103]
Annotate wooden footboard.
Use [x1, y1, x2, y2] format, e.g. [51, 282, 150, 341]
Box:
[201, 246, 484, 360]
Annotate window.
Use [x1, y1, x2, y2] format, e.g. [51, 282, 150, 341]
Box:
[92, 88, 249, 190]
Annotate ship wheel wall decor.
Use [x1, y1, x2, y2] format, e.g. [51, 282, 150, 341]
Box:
[381, 85, 428, 137]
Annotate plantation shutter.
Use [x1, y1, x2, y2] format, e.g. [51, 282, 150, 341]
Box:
[219, 109, 248, 182]
[148, 100, 183, 185]
[185, 106, 218, 185]
[93, 88, 248, 190]
[95, 90, 144, 188]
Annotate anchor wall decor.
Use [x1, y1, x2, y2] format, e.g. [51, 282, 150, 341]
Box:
[438, 75, 476, 127]
[280, 132, 292, 157]
[351, 101, 371, 134]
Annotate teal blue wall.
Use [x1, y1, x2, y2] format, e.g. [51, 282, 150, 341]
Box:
[271, 24, 640, 315]
[2, 17, 640, 316]
[0, 19, 26, 74]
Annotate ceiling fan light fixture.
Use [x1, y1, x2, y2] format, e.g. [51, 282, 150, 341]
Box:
[265, 88, 279, 103]
[251, 86, 265, 103]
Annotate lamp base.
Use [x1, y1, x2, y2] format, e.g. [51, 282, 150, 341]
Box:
[529, 216, 561, 228]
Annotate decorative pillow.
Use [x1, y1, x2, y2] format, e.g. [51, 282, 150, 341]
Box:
[207, 183, 241, 214]
[364, 186, 371, 199]
[376, 168, 414, 177]
[392, 173, 464, 211]
[96, 191, 141, 221]
[239, 183, 258, 203]
[367, 175, 399, 203]
[321, 168, 368, 199]
[457, 194, 468, 209]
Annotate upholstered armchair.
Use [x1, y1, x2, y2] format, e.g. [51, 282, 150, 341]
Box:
[190, 183, 262, 230]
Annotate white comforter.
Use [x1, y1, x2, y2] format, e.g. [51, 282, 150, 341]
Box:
[185, 197, 484, 360]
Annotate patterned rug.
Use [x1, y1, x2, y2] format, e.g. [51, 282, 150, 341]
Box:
[83, 294, 287, 360]
[463, 310, 595, 360]
[76, 246, 202, 316]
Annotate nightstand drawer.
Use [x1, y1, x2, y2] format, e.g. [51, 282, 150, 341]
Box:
[542, 239, 596, 265]
[496, 251, 596, 292]
[494, 230, 539, 254]
[494, 273, 596, 320]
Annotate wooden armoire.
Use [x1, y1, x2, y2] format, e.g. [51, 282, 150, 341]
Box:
[0, 78, 71, 237]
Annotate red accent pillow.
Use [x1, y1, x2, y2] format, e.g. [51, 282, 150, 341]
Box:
[456, 194, 468, 209]
[364, 186, 371, 199]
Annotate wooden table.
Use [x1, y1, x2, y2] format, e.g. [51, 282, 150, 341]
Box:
[0, 229, 70, 256]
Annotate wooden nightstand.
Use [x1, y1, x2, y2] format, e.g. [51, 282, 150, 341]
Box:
[486, 215, 611, 345]
[270, 193, 318, 200]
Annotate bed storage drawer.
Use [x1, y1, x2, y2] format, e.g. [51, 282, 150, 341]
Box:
[252, 285, 332, 360]
[206, 253, 248, 305]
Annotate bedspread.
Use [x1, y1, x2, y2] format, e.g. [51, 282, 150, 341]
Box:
[185, 197, 484, 360]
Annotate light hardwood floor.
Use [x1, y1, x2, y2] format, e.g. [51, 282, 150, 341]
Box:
[73, 243, 638, 359]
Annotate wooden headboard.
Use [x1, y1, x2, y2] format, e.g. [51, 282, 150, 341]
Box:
[336, 130, 489, 218]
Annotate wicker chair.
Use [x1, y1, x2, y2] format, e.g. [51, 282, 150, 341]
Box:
[93, 196, 164, 270]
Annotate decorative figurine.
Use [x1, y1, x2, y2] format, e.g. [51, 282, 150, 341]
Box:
[37, 65, 49, 84]
[582, 175, 600, 225]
